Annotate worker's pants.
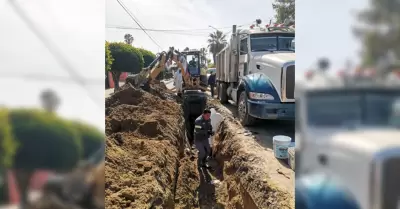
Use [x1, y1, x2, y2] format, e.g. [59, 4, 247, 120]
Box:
[195, 139, 211, 166]
[210, 84, 215, 97]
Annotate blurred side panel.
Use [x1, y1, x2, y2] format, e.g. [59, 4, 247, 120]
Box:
[0, 0, 105, 208]
[296, 0, 400, 208]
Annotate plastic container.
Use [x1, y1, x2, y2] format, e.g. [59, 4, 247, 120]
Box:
[209, 108, 223, 145]
[273, 135, 292, 159]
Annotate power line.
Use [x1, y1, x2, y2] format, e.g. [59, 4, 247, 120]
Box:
[7, 0, 103, 106]
[116, 0, 162, 50]
[106, 25, 232, 32]
[107, 25, 210, 37]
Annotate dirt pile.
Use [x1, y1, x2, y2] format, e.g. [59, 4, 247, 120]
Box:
[206, 100, 294, 209]
[105, 83, 199, 209]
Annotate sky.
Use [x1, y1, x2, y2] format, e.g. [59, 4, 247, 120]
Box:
[0, 0, 105, 130]
[296, 0, 368, 78]
[106, 0, 277, 53]
[107, 0, 368, 79]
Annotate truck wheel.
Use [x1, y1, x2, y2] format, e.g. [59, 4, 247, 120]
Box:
[238, 91, 255, 126]
[219, 82, 228, 104]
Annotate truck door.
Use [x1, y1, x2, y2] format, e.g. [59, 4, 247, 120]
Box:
[238, 36, 248, 79]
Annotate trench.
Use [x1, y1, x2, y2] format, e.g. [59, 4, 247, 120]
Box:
[104, 83, 293, 209]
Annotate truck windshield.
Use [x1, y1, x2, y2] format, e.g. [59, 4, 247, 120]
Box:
[250, 33, 294, 52]
[306, 90, 400, 127]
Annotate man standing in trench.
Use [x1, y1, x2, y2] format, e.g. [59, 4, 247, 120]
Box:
[194, 109, 214, 169]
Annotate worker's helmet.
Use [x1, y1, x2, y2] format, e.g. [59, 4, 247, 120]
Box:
[296, 173, 360, 209]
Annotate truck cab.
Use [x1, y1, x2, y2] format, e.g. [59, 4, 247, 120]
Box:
[296, 75, 400, 209]
[216, 22, 295, 125]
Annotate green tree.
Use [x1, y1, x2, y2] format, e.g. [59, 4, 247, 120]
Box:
[207, 30, 227, 64]
[105, 41, 114, 72]
[109, 42, 144, 90]
[124, 34, 134, 45]
[200, 47, 207, 65]
[183, 47, 190, 51]
[138, 48, 156, 67]
[0, 109, 17, 168]
[272, 0, 295, 24]
[353, 0, 400, 66]
[70, 121, 104, 159]
[9, 109, 81, 206]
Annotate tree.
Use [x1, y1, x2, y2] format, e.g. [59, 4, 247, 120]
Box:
[108, 42, 144, 90]
[138, 48, 156, 68]
[272, 0, 295, 24]
[353, 0, 400, 66]
[105, 41, 114, 72]
[0, 109, 17, 168]
[207, 30, 227, 64]
[183, 47, 190, 51]
[124, 34, 134, 45]
[70, 121, 104, 159]
[9, 109, 81, 206]
[40, 89, 60, 113]
[200, 47, 207, 65]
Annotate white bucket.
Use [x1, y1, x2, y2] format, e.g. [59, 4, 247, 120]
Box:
[209, 108, 223, 145]
[273, 135, 292, 159]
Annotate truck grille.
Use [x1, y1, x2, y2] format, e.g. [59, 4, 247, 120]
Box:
[285, 65, 295, 99]
[380, 157, 400, 209]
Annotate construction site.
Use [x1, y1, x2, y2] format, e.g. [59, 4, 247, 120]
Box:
[104, 80, 294, 209]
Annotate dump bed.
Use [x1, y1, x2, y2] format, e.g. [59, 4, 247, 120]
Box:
[216, 44, 238, 83]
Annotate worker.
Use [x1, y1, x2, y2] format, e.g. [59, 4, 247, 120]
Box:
[189, 57, 197, 67]
[174, 68, 183, 96]
[194, 109, 214, 169]
[208, 71, 216, 97]
[172, 52, 188, 76]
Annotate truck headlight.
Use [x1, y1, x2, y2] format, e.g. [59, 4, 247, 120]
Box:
[248, 92, 274, 100]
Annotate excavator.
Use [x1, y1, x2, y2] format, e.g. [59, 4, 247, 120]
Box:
[126, 46, 208, 147]
[126, 47, 207, 93]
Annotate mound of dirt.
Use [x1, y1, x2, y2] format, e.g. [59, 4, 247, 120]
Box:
[105, 84, 198, 208]
[207, 100, 295, 209]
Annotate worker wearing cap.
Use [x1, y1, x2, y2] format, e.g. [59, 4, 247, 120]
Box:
[296, 173, 360, 209]
[194, 109, 214, 169]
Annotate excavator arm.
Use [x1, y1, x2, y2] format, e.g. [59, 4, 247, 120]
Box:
[126, 50, 171, 88]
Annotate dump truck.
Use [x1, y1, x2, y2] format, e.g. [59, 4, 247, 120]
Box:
[215, 20, 295, 126]
[296, 59, 400, 209]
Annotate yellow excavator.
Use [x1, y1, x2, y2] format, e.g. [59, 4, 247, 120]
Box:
[126, 46, 207, 147]
[126, 47, 207, 93]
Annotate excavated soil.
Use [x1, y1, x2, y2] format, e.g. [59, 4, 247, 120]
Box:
[105, 83, 293, 209]
[206, 100, 294, 209]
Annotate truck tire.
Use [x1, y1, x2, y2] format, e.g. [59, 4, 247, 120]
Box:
[238, 91, 255, 126]
[219, 82, 228, 104]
